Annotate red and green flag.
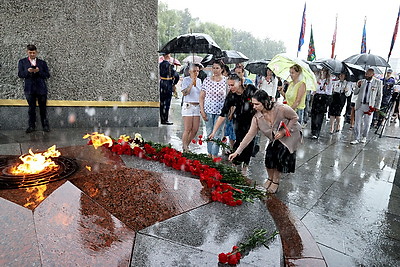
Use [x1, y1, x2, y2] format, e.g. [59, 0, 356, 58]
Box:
[307, 25, 316, 61]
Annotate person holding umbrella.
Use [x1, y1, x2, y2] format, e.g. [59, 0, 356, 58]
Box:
[350, 68, 382, 144]
[228, 90, 303, 193]
[328, 72, 351, 133]
[310, 68, 332, 139]
[181, 63, 202, 152]
[278, 64, 307, 125]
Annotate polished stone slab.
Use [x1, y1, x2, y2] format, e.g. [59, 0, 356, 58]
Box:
[138, 201, 282, 266]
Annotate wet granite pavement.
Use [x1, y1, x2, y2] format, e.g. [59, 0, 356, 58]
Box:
[0, 97, 399, 266]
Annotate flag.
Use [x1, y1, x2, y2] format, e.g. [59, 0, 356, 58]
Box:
[298, 3, 306, 52]
[388, 6, 400, 59]
[331, 14, 338, 58]
[307, 25, 316, 61]
[361, 17, 367, 54]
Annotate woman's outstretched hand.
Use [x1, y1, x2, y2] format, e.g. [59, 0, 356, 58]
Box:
[208, 132, 215, 140]
[228, 152, 238, 161]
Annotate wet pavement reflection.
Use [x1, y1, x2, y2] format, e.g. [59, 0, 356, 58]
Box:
[0, 97, 399, 266]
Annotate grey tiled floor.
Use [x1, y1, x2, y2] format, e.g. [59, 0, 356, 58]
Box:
[0, 97, 399, 266]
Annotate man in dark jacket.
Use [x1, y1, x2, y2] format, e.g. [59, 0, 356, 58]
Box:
[18, 44, 50, 133]
[159, 53, 177, 125]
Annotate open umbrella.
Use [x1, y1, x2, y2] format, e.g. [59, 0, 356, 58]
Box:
[267, 54, 317, 91]
[302, 60, 323, 72]
[320, 58, 347, 75]
[343, 53, 390, 68]
[342, 63, 365, 82]
[201, 50, 249, 66]
[158, 55, 181, 66]
[245, 60, 270, 76]
[159, 33, 223, 56]
[182, 55, 203, 64]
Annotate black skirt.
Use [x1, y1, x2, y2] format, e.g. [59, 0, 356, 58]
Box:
[328, 92, 346, 116]
[265, 140, 296, 173]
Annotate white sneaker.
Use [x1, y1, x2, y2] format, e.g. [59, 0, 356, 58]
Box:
[361, 137, 367, 143]
[311, 135, 318, 139]
[350, 140, 359, 145]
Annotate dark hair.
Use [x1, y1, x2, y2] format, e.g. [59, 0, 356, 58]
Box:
[253, 90, 274, 110]
[189, 63, 201, 70]
[266, 67, 276, 78]
[212, 61, 225, 69]
[222, 64, 230, 75]
[228, 73, 244, 88]
[290, 64, 302, 74]
[27, 44, 37, 51]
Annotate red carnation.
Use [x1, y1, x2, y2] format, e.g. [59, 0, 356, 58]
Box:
[192, 139, 196, 144]
[227, 254, 238, 264]
[198, 135, 203, 139]
[218, 253, 228, 263]
[213, 157, 222, 163]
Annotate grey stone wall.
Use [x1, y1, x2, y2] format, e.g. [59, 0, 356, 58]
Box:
[0, 0, 159, 128]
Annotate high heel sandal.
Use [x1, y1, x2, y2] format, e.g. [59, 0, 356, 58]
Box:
[267, 181, 279, 194]
[264, 179, 273, 189]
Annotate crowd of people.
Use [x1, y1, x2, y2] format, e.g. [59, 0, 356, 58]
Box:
[159, 53, 400, 193]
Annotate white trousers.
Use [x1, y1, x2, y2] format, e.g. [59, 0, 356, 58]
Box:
[354, 104, 373, 141]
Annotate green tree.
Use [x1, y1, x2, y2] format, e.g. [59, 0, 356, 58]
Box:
[158, 2, 286, 61]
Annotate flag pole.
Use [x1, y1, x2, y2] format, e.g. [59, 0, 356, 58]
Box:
[331, 14, 338, 59]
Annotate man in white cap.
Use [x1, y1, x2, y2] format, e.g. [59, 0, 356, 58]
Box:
[350, 68, 382, 144]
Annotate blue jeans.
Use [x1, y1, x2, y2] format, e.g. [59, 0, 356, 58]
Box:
[205, 113, 224, 156]
[296, 109, 305, 125]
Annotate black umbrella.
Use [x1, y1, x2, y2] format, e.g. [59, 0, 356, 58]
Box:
[343, 53, 390, 68]
[320, 58, 347, 75]
[302, 60, 323, 72]
[245, 60, 270, 76]
[201, 50, 249, 66]
[159, 33, 223, 56]
[343, 63, 365, 82]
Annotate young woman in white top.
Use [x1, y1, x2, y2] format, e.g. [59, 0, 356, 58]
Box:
[199, 61, 227, 158]
[181, 64, 202, 152]
[258, 68, 278, 101]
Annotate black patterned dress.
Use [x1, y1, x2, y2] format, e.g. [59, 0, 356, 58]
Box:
[220, 84, 257, 165]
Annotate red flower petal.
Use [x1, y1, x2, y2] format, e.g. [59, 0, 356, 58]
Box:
[218, 253, 228, 263]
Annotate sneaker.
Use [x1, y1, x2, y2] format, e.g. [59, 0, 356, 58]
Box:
[361, 137, 367, 143]
[350, 140, 359, 145]
[311, 135, 318, 139]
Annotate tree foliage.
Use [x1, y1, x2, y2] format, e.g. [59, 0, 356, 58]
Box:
[158, 2, 286, 61]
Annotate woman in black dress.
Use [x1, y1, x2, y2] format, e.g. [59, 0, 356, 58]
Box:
[209, 73, 257, 174]
[328, 72, 351, 133]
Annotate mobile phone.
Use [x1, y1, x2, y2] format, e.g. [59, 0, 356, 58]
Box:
[31, 66, 37, 69]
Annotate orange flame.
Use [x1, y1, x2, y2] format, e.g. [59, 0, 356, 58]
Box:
[10, 145, 61, 175]
[24, 184, 47, 208]
[83, 132, 113, 149]
[85, 165, 92, 171]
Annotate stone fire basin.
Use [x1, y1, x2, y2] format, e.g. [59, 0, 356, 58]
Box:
[0, 145, 282, 266]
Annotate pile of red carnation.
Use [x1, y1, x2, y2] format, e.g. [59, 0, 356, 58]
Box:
[87, 135, 243, 207]
[218, 246, 241, 265]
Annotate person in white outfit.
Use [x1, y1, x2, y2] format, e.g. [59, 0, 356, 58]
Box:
[350, 68, 382, 144]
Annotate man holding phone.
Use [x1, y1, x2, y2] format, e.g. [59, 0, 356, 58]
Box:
[18, 44, 50, 133]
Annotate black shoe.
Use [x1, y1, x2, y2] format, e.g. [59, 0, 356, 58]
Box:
[252, 144, 260, 157]
[43, 126, 50, 132]
[161, 121, 173, 125]
[26, 127, 35, 133]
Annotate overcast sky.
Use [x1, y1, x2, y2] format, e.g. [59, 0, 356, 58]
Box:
[162, 0, 400, 62]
